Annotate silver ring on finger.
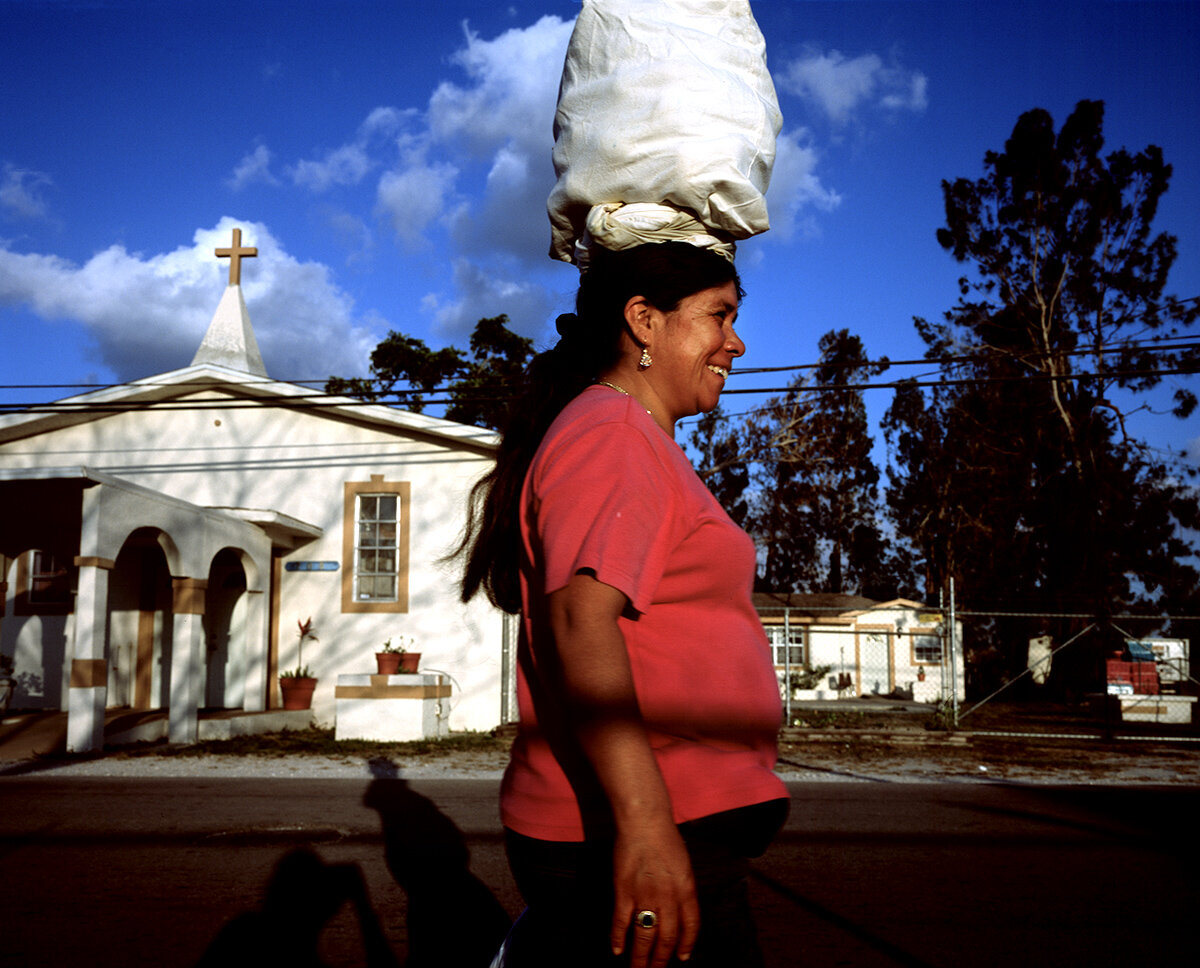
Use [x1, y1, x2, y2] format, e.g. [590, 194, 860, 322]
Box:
[635, 910, 657, 930]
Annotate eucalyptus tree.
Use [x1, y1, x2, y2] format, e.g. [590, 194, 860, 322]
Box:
[885, 100, 1200, 688]
[725, 329, 902, 597]
[326, 314, 534, 431]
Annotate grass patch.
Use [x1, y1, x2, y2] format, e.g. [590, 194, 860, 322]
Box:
[106, 728, 509, 759]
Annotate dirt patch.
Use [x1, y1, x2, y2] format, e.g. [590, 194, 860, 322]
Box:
[776, 733, 1200, 783]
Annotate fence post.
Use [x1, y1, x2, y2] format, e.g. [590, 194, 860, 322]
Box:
[501, 611, 517, 725]
[949, 577, 959, 726]
[783, 607, 792, 725]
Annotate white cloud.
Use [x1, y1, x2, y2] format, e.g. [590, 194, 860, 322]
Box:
[428, 16, 572, 158]
[361, 106, 410, 137]
[779, 48, 928, 125]
[222, 17, 569, 343]
[1, 163, 52, 220]
[375, 15, 571, 258]
[448, 141, 553, 263]
[227, 145, 278, 191]
[288, 106, 416, 193]
[0, 217, 377, 382]
[881, 72, 928, 114]
[376, 146, 460, 249]
[290, 142, 376, 192]
[320, 207, 374, 265]
[764, 129, 843, 241]
[422, 259, 556, 342]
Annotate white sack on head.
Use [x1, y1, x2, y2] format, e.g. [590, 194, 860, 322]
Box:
[548, 0, 782, 265]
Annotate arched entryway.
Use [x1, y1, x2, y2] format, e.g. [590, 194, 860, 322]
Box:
[107, 530, 174, 710]
[204, 549, 248, 709]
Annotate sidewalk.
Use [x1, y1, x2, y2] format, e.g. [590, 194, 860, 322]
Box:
[6, 707, 1200, 785]
[0, 711, 80, 761]
[0, 708, 311, 763]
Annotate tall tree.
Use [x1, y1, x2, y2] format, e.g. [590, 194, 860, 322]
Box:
[737, 329, 905, 597]
[326, 315, 534, 431]
[443, 315, 537, 430]
[803, 330, 897, 597]
[885, 100, 1200, 691]
[689, 404, 751, 528]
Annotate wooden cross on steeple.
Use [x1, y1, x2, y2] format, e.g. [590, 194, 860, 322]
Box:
[215, 228, 258, 286]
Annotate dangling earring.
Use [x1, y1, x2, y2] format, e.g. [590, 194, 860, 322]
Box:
[638, 346, 652, 369]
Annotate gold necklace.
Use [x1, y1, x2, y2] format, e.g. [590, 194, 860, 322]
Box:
[595, 380, 652, 416]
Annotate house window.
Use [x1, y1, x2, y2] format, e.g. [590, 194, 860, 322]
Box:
[765, 626, 806, 667]
[342, 478, 410, 613]
[912, 632, 943, 664]
[29, 552, 72, 605]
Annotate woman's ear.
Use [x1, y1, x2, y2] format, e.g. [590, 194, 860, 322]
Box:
[623, 295, 653, 345]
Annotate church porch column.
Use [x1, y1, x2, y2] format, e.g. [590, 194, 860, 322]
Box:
[67, 556, 115, 753]
[169, 577, 207, 744]
[242, 588, 267, 712]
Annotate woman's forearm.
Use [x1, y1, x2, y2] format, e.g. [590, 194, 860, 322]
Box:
[548, 572, 699, 966]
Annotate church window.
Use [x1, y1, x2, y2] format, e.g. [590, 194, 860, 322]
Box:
[14, 550, 74, 615]
[31, 552, 72, 604]
[355, 495, 398, 602]
[341, 478, 410, 613]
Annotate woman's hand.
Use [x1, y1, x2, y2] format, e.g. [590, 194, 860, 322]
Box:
[547, 572, 701, 966]
[611, 817, 700, 966]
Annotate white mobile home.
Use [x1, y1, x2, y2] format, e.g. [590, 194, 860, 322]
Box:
[756, 592, 966, 704]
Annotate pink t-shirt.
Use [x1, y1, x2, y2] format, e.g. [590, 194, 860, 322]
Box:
[500, 386, 786, 842]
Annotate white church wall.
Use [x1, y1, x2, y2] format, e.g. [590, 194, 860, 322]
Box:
[1, 389, 503, 732]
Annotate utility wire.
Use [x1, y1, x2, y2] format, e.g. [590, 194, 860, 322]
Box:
[2, 330, 1197, 395]
[3, 363, 1196, 416]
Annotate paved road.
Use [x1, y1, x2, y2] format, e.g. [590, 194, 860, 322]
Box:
[1, 776, 1196, 967]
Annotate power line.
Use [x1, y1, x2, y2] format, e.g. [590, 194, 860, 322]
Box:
[736, 335, 1200, 378]
[3, 362, 1196, 417]
[2, 331, 1197, 396]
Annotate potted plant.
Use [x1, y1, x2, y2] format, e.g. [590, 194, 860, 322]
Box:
[0, 654, 15, 718]
[376, 638, 403, 675]
[379, 633, 420, 673]
[279, 617, 319, 710]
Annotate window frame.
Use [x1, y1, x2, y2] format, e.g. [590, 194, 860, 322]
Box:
[341, 478, 411, 614]
[14, 550, 74, 616]
[763, 623, 807, 668]
[908, 627, 944, 666]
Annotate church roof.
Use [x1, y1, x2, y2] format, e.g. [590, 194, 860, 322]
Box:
[0, 227, 498, 454]
[190, 284, 267, 376]
[191, 226, 266, 376]
[0, 364, 498, 454]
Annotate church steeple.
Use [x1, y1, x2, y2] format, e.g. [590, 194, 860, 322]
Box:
[191, 227, 268, 377]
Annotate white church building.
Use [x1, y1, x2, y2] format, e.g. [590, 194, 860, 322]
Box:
[0, 229, 507, 751]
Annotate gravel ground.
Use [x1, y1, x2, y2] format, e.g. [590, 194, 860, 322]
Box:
[774, 737, 1200, 785]
[6, 736, 1200, 784]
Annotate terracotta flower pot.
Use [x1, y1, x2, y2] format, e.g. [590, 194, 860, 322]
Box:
[399, 652, 421, 673]
[376, 652, 402, 675]
[279, 676, 317, 710]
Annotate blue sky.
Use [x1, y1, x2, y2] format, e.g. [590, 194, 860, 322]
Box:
[2, 0, 1197, 465]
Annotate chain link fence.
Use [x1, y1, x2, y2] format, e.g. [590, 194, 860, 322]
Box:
[760, 599, 1198, 738]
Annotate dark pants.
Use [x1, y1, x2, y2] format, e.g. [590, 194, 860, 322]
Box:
[502, 799, 787, 968]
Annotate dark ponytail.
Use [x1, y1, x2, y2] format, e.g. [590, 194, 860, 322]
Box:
[457, 242, 741, 612]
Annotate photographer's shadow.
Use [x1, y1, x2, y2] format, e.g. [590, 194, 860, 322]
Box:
[364, 756, 512, 968]
[195, 847, 400, 968]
